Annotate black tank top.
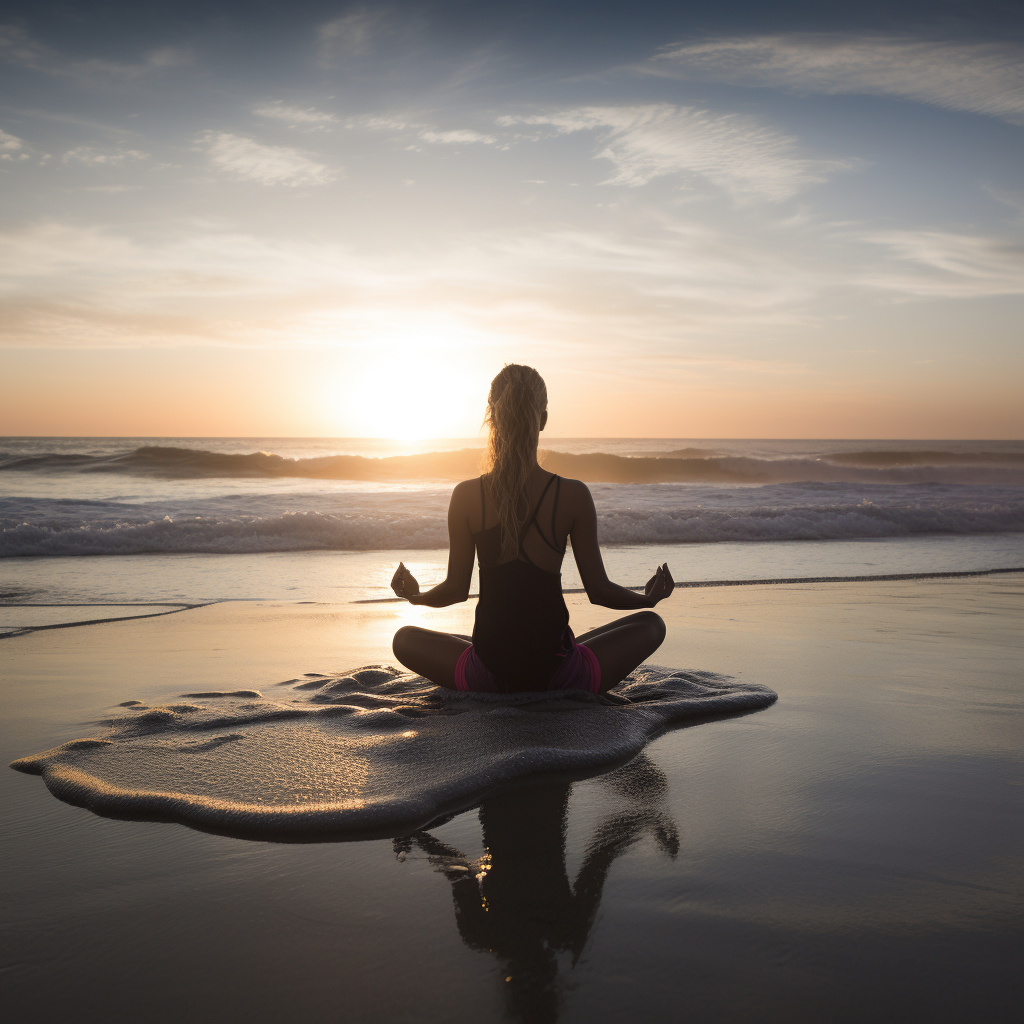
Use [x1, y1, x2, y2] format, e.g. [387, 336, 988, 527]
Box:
[471, 474, 569, 692]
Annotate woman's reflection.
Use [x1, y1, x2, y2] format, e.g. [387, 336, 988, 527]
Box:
[394, 754, 679, 1023]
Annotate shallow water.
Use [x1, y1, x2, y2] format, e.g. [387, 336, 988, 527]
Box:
[2, 585, 1020, 1023]
[2, 534, 1022, 605]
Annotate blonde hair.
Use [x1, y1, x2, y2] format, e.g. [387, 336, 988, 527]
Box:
[484, 364, 548, 559]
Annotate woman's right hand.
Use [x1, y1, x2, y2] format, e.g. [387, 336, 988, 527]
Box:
[644, 563, 674, 605]
[391, 562, 421, 601]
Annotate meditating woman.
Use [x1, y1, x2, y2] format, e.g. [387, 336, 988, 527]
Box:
[391, 363, 674, 694]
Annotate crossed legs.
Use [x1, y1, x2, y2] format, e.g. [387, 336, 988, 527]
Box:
[392, 610, 666, 694]
[575, 610, 666, 693]
[392, 627, 471, 690]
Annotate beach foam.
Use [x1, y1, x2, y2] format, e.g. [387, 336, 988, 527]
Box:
[10, 665, 776, 839]
[2, 484, 1021, 556]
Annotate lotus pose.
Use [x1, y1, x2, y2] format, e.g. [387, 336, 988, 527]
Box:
[391, 363, 674, 694]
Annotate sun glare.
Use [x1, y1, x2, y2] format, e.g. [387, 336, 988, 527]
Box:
[348, 349, 485, 441]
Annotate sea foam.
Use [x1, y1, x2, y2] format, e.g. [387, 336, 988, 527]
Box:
[2, 491, 1021, 556]
[10, 665, 776, 840]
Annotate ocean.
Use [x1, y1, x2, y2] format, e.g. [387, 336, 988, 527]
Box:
[2, 436, 1022, 605]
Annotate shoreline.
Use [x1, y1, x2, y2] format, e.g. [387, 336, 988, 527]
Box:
[0, 602, 212, 639]
[2, 568, 1021, 638]
[356, 565, 1024, 601]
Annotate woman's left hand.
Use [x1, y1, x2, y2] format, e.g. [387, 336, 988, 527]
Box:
[644, 563, 675, 604]
[391, 562, 421, 601]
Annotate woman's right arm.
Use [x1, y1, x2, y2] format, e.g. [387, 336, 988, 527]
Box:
[392, 479, 476, 607]
[568, 482, 673, 609]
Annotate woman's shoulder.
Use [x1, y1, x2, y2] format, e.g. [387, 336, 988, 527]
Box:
[552, 474, 588, 490]
[552, 475, 592, 503]
[450, 476, 484, 502]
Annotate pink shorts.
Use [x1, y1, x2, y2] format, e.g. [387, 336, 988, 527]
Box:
[454, 628, 601, 694]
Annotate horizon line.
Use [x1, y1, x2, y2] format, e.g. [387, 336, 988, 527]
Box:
[3, 435, 1023, 443]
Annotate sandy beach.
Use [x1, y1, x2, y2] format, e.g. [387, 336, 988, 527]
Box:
[3, 574, 1020, 1023]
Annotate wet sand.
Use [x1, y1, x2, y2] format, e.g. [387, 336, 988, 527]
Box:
[3, 576, 1022, 1023]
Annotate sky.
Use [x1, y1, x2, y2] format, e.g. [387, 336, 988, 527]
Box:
[0, 0, 1021, 439]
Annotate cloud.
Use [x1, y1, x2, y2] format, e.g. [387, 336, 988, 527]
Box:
[0, 23, 47, 68]
[859, 229, 1024, 297]
[350, 115, 420, 131]
[143, 46, 190, 70]
[349, 116, 498, 147]
[63, 146, 148, 166]
[984, 184, 1024, 221]
[0, 220, 374, 347]
[0, 128, 29, 162]
[200, 132, 335, 186]
[500, 104, 855, 202]
[0, 215, 837, 353]
[1, 215, 1017, 355]
[253, 102, 338, 127]
[487, 224, 826, 321]
[650, 36, 1024, 125]
[419, 129, 496, 145]
[0, 22, 191, 80]
[317, 7, 390, 64]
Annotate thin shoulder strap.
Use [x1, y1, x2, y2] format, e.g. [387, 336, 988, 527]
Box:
[520, 473, 556, 540]
[479, 476, 486, 530]
[529, 474, 563, 555]
[550, 476, 561, 545]
[518, 474, 562, 563]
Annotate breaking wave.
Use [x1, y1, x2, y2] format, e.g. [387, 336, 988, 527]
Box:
[2, 487, 1021, 556]
[3, 445, 1023, 486]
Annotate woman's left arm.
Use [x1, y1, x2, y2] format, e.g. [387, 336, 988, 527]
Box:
[392, 480, 476, 607]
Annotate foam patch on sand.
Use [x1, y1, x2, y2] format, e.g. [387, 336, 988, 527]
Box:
[11, 666, 776, 839]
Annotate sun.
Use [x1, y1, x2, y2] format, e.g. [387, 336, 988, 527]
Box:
[348, 352, 484, 441]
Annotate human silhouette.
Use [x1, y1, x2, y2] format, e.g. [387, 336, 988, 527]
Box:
[390, 363, 675, 694]
[394, 754, 680, 1023]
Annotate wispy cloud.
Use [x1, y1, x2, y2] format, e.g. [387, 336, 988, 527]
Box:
[984, 184, 1024, 222]
[0, 220, 369, 347]
[4, 212, 1019, 363]
[349, 116, 499, 147]
[253, 101, 338, 127]
[0, 23, 47, 69]
[200, 132, 335, 186]
[487, 225, 827, 323]
[0, 22, 191, 80]
[501, 104, 856, 202]
[0, 214, 840, 354]
[317, 7, 392, 65]
[419, 129, 496, 145]
[649, 36, 1024, 125]
[63, 145, 148, 166]
[860, 230, 1024, 297]
[349, 115, 421, 131]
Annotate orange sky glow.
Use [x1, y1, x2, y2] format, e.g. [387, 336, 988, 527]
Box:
[1, 8, 1021, 439]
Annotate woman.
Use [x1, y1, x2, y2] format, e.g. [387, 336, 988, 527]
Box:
[391, 363, 674, 694]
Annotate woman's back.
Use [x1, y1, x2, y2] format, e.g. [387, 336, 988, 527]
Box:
[471, 469, 570, 691]
[473, 469, 567, 572]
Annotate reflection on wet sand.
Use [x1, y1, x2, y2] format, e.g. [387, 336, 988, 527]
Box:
[395, 754, 679, 1023]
